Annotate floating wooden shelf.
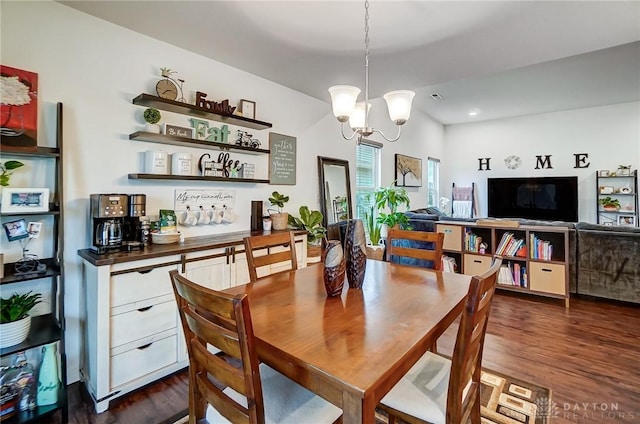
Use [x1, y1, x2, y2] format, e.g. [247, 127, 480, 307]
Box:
[133, 94, 273, 130]
[129, 131, 270, 155]
[0, 146, 60, 158]
[128, 173, 270, 184]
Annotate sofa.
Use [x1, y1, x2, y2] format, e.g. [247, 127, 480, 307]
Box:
[574, 223, 640, 304]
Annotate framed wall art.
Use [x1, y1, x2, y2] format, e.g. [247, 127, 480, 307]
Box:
[395, 154, 422, 187]
[617, 215, 635, 227]
[240, 99, 256, 119]
[598, 170, 610, 177]
[1, 188, 50, 213]
[0, 65, 38, 151]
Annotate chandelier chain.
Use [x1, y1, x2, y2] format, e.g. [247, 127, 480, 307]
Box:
[364, 0, 370, 128]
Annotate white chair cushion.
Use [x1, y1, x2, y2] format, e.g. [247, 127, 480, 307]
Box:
[380, 351, 451, 424]
[205, 363, 342, 424]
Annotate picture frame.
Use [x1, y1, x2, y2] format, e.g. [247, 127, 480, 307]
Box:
[163, 123, 194, 139]
[598, 170, 610, 177]
[395, 154, 422, 187]
[240, 99, 256, 120]
[617, 215, 636, 227]
[27, 221, 42, 238]
[1, 188, 50, 213]
[0, 65, 38, 151]
[599, 186, 614, 194]
[3, 219, 29, 241]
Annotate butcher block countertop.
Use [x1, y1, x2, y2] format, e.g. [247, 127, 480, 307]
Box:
[78, 229, 305, 267]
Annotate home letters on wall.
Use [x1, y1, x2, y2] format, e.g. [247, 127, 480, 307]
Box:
[478, 153, 591, 171]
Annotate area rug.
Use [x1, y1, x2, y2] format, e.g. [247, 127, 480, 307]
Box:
[170, 369, 552, 424]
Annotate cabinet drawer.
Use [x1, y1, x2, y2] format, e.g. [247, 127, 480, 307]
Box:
[111, 300, 177, 348]
[529, 262, 566, 295]
[110, 335, 177, 389]
[463, 254, 492, 276]
[437, 224, 462, 252]
[111, 264, 176, 307]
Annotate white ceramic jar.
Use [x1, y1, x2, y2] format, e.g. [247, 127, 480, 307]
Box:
[171, 152, 193, 176]
[145, 150, 169, 174]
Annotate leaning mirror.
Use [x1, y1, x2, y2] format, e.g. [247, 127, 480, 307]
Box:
[317, 156, 353, 229]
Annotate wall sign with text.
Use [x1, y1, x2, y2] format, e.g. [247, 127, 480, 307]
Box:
[269, 132, 296, 185]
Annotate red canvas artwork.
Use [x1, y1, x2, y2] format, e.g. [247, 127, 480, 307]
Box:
[1, 65, 38, 151]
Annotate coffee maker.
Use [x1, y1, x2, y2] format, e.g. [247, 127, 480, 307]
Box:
[123, 194, 147, 249]
[90, 194, 128, 254]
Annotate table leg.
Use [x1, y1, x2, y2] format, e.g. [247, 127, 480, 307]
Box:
[342, 391, 370, 424]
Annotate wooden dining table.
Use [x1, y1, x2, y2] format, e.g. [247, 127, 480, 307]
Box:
[223, 259, 472, 424]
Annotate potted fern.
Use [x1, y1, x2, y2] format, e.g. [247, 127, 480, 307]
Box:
[267, 191, 290, 230]
[288, 206, 327, 263]
[0, 291, 42, 348]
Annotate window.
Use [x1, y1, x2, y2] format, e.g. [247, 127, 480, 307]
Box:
[427, 157, 440, 208]
[355, 140, 381, 220]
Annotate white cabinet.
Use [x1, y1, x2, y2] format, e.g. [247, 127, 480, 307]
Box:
[79, 232, 307, 413]
[81, 255, 185, 413]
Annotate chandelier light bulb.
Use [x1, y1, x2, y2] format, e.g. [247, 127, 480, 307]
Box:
[349, 102, 371, 130]
[328, 85, 361, 123]
[383, 90, 415, 125]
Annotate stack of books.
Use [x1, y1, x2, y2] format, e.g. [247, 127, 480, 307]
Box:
[529, 233, 554, 260]
[497, 262, 527, 287]
[495, 232, 527, 257]
[464, 230, 483, 253]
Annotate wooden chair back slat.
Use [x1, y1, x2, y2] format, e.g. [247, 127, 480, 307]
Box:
[243, 232, 298, 282]
[170, 270, 265, 424]
[386, 229, 444, 270]
[446, 257, 502, 423]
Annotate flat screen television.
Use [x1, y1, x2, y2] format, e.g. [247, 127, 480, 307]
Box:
[487, 176, 578, 222]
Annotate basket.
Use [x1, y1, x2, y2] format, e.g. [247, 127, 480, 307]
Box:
[151, 232, 180, 244]
[270, 213, 289, 230]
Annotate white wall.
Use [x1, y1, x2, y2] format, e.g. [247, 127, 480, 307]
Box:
[443, 102, 640, 221]
[1, 1, 441, 383]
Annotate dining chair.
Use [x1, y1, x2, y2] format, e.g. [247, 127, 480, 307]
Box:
[386, 229, 445, 270]
[378, 257, 503, 424]
[169, 270, 342, 424]
[243, 231, 298, 282]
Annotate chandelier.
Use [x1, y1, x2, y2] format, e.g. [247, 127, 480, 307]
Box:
[329, 0, 415, 144]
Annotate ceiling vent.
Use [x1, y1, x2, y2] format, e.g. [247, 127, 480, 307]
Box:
[431, 93, 443, 100]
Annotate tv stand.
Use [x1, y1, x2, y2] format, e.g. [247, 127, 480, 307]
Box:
[436, 220, 570, 307]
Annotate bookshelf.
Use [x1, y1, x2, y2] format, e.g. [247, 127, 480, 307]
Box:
[436, 221, 570, 307]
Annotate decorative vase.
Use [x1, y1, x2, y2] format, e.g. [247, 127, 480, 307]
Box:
[36, 343, 60, 406]
[145, 123, 160, 134]
[0, 316, 31, 348]
[344, 219, 367, 289]
[323, 240, 346, 297]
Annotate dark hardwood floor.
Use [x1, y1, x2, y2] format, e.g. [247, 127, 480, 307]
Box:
[59, 292, 639, 424]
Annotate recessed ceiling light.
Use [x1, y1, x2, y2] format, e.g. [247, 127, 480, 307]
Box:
[431, 93, 443, 100]
[468, 111, 478, 116]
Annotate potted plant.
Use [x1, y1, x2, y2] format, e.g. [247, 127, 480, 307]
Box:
[374, 183, 412, 232]
[0, 291, 42, 348]
[363, 194, 384, 260]
[143, 108, 161, 133]
[0, 160, 24, 186]
[267, 191, 290, 230]
[288, 206, 327, 263]
[599, 196, 621, 211]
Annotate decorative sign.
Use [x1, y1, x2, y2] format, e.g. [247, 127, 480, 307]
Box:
[195, 91, 236, 115]
[189, 118, 230, 143]
[269, 132, 296, 185]
[174, 189, 235, 213]
[163, 123, 193, 138]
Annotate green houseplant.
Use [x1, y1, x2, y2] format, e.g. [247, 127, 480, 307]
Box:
[0, 160, 24, 186]
[374, 183, 412, 230]
[288, 206, 327, 262]
[599, 196, 621, 211]
[268, 191, 290, 230]
[363, 194, 384, 260]
[0, 291, 42, 348]
[143, 108, 161, 133]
